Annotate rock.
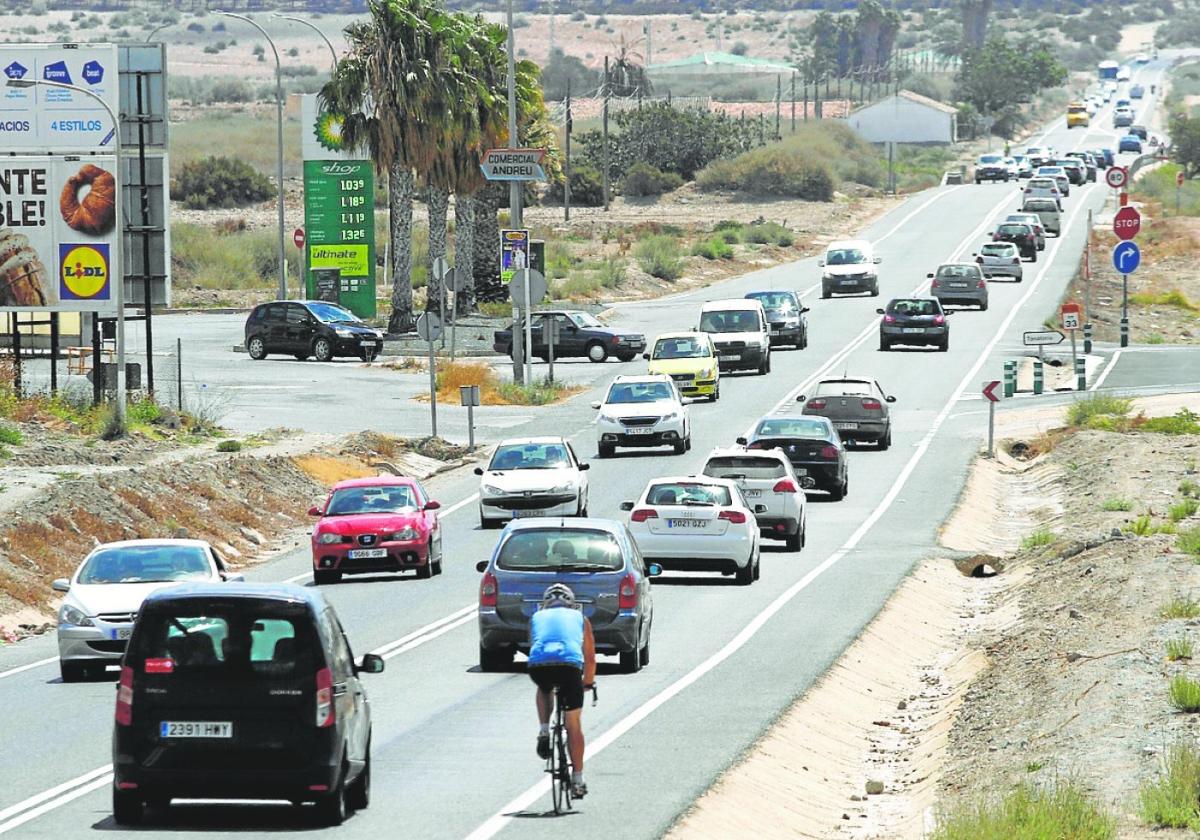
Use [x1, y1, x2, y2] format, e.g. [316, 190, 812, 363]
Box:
[1066, 651, 1083, 663]
[239, 526, 265, 546]
[1069, 608, 1085, 620]
[898, 699, 908, 711]
[865, 780, 885, 795]
[850, 795, 863, 802]
[872, 720, 892, 727]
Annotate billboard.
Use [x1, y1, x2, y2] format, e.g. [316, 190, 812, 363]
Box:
[302, 159, 376, 319]
[0, 44, 120, 154]
[0, 156, 118, 313]
[500, 229, 530, 283]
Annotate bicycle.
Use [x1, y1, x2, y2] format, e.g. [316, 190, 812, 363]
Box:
[547, 683, 597, 814]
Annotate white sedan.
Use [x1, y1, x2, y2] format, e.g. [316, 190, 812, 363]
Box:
[621, 476, 761, 585]
[475, 436, 590, 528]
[700, 447, 808, 550]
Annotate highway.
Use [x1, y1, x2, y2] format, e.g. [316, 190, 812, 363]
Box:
[0, 58, 1178, 839]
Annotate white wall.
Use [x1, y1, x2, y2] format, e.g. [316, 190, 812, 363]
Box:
[845, 96, 955, 144]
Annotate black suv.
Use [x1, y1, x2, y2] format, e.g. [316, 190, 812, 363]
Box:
[112, 583, 383, 826]
[492, 309, 644, 363]
[992, 223, 1039, 261]
[245, 301, 383, 362]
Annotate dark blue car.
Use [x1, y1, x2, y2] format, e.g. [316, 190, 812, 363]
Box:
[1119, 135, 1143, 154]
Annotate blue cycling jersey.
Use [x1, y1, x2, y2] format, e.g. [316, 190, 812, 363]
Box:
[528, 607, 584, 669]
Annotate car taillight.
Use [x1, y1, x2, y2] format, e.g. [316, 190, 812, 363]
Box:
[719, 510, 748, 524]
[820, 445, 839, 459]
[144, 658, 174, 674]
[930, 278, 940, 289]
[630, 508, 658, 523]
[807, 398, 827, 408]
[934, 315, 945, 325]
[1011, 258, 1020, 265]
[316, 667, 335, 728]
[618, 573, 638, 609]
[862, 398, 882, 410]
[992, 232, 1000, 240]
[115, 666, 133, 726]
[479, 570, 498, 607]
[884, 314, 897, 323]
[773, 479, 798, 493]
[978, 279, 987, 288]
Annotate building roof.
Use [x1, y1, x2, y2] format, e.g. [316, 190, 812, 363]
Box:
[852, 89, 959, 117]
[647, 52, 797, 75]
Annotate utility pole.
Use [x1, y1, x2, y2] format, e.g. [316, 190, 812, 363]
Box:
[803, 80, 808, 122]
[644, 19, 652, 67]
[565, 78, 572, 222]
[602, 56, 611, 211]
[790, 71, 796, 132]
[548, 0, 555, 53]
[506, 0, 524, 385]
[775, 74, 781, 140]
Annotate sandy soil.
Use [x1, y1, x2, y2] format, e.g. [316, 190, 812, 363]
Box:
[1119, 22, 1162, 56]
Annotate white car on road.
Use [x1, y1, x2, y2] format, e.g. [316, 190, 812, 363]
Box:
[700, 447, 807, 551]
[594, 374, 691, 458]
[54, 539, 241, 682]
[475, 436, 590, 528]
[622, 476, 762, 584]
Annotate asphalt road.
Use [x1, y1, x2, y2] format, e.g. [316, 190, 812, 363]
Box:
[0, 58, 1188, 840]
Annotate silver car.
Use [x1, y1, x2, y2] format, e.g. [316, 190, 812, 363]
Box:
[930, 262, 989, 310]
[975, 241, 1024, 281]
[795, 377, 896, 448]
[1035, 167, 1070, 197]
[54, 539, 241, 682]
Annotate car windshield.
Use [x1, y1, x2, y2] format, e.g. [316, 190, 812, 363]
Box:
[702, 456, 786, 481]
[496, 529, 623, 571]
[753, 417, 832, 440]
[979, 154, 1002, 164]
[699, 310, 759, 333]
[998, 225, 1029, 235]
[307, 302, 362, 324]
[937, 264, 980, 279]
[815, 380, 873, 397]
[489, 443, 572, 471]
[982, 243, 1014, 256]
[77, 545, 211, 585]
[652, 337, 710, 360]
[325, 485, 417, 515]
[606, 381, 674, 403]
[887, 299, 938, 316]
[745, 292, 798, 312]
[1038, 167, 1064, 175]
[1025, 200, 1057, 212]
[569, 312, 602, 329]
[1007, 215, 1037, 225]
[824, 248, 866, 265]
[645, 482, 732, 507]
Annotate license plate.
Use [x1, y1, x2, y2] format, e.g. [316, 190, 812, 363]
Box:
[948, 283, 969, 289]
[794, 467, 808, 476]
[108, 627, 132, 641]
[742, 489, 762, 498]
[160, 721, 232, 739]
[835, 422, 859, 430]
[359, 340, 376, 347]
[626, 427, 654, 435]
[719, 354, 740, 361]
[668, 519, 709, 528]
[514, 509, 549, 518]
[902, 328, 924, 334]
[840, 279, 858, 285]
[348, 548, 387, 559]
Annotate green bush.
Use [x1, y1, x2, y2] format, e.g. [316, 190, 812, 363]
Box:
[697, 145, 834, 200]
[1170, 499, 1200, 523]
[1065, 394, 1132, 428]
[1142, 409, 1200, 435]
[546, 163, 605, 208]
[0, 424, 21, 446]
[1179, 528, 1200, 557]
[635, 235, 684, 281]
[742, 221, 795, 246]
[691, 237, 734, 260]
[171, 156, 274, 210]
[931, 781, 1114, 840]
[1020, 528, 1056, 549]
[1182, 479, 1200, 499]
[1168, 638, 1195, 661]
[1140, 740, 1200, 829]
[1163, 596, 1200, 619]
[216, 439, 242, 453]
[620, 163, 684, 198]
[1171, 673, 1200, 712]
[1101, 498, 1133, 512]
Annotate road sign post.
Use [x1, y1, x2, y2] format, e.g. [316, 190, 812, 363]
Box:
[983, 380, 1001, 458]
[1084, 208, 1093, 353]
[1061, 302, 1082, 391]
[1105, 166, 1127, 190]
[431, 257, 450, 348]
[480, 148, 549, 182]
[459, 384, 480, 452]
[544, 316, 561, 383]
[416, 313, 442, 438]
[1113, 206, 1141, 241]
[1112, 241, 1141, 348]
[510, 268, 547, 389]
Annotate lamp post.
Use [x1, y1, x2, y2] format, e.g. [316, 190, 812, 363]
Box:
[7, 77, 126, 424]
[217, 10, 287, 300]
[144, 22, 172, 42]
[272, 14, 337, 70]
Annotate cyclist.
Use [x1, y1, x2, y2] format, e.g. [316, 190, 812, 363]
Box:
[528, 583, 596, 799]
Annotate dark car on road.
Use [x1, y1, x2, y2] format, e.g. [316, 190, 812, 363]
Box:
[744, 290, 810, 349]
[1054, 159, 1086, 186]
[1065, 152, 1098, 182]
[794, 377, 896, 449]
[878, 298, 950, 351]
[1092, 148, 1115, 168]
[476, 519, 657, 674]
[112, 583, 384, 827]
[245, 301, 383, 363]
[738, 413, 849, 496]
[493, 310, 644, 363]
[993, 222, 1039, 261]
[1129, 124, 1149, 141]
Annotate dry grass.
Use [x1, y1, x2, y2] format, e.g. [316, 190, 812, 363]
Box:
[293, 454, 378, 486]
[426, 361, 584, 406]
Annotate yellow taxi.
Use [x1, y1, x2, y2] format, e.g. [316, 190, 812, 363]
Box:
[1066, 102, 1089, 129]
[644, 332, 720, 401]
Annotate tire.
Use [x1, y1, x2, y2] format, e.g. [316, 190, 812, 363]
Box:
[247, 336, 267, 360]
[112, 788, 144, 826]
[829, 480, 846, 502]
[938, 338, 949, 352]
[479, 645, 514, 672]
[673, 438, 687, 455]
[60, 660, 90, 683]
[314, 772, 348, 827]
[709, 383, 720, 402]
[981, 300, 989, 311]
[313, 569, 342, 586]
[416, 558, 433, 579]
[619, 631, 642, 673]
[598, 443, 615, 459]
[432, 540, 443, 575]
[586, 342, 608, 363]
[735, 558, 754, 586]
[294, 353, 310, 361]
[753, 552, 761, 580]
[800, 328, 809, 350]
[616, 353, 636, 363]
[870, 283, 880, 297]
[879, 337, 891, 352]
[974, 178, 982, 185]
[313, 337, 334, 363]
[785, 527, 802, 552]
[347, 749, 370, 811]
[880, 428, 892, 451]
[638, 635, 650, 667]
[821, 288, 831, 300]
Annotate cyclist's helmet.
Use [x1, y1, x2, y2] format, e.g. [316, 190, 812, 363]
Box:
[541, 583, 576, 608]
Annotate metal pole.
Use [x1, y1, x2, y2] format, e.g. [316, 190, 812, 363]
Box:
[1070, 330, 1078, 390]
[218, 12, 287, 301]
[176, 337, 182, 411]
[548, 321, 555, 383]
[91, 316, 101, 407]
[450, 277, 458, 362]
[1121, 273, 1129, 347]
[602, 56, 610, 211]
[428, 336, 438, 438]
[144, 22, 171, 42]
[565, 78, 572, 223]
[523, 274, 532, 387]
[987, 399, 995, 458]
[467, 401, 475, 452]
[506, 0, 524, 385]
[1084, 208, 1092, 353]
[11, 317, 20, 399]
[49, 312, 58, 395]
[273, 13, 338, 70]
[136, 72, 154, 396]
[438, 266, 446, 349]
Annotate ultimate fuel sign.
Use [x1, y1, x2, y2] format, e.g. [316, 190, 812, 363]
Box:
[302, 160, 376, 319]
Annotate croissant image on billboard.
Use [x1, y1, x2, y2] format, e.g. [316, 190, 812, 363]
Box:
[60, 163, 116, 236]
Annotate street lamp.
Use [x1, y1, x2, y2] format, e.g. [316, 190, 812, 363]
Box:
[7, 77, 126, 424]
[144, 22, 172, 43]
[271, 13, 337, 71]
[216, 10, 287, 301]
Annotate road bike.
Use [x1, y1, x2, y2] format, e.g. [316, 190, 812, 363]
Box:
[547, 683, 597, 814]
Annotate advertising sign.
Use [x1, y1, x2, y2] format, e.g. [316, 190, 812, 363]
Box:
[0, 155, 117, 313]
[0, 44, 120, 153]
[302, 160, 376, 319]
[500, 229, 530, 284]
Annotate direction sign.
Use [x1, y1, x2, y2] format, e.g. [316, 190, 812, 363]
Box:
[293, 227, 305, 249]
[431, 257, 450, 284]
[1113, 206, 1141, 240]
[416, 312, 443, 342]
[1105, 166, 1128, 189]
[1023, 330, 1065, 346]
[1060, 302, 1082, 331]
[1112, 240, 1141, 274]
[982, 381, 1001, 403]
[480, 148, 548, 182]
[509, 268, 547, 308]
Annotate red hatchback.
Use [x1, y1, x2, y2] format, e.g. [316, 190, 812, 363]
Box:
[309, 476, 443, 585]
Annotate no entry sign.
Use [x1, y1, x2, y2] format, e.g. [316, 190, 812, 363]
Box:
[293, 227, 305, 249]
[1112, 206, 1140, 241]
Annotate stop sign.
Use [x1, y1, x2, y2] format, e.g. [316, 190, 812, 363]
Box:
[1113, 206, 1140, 241]
[293, 228, 306, 249]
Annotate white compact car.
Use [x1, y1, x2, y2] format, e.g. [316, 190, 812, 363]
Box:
[700, 447, 807, 552]
[475, 436, 590, 528]
[54, 539, 241, 682]
[819, 239, 882, 298]
[621, 476, 762, 584]
[594, 374, 691, 458]
[697, 298, 772, 374]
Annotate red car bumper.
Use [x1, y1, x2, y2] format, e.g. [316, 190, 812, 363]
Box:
[312, 538, 430, 575]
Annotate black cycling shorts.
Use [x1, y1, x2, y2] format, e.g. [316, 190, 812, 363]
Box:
[528, 664, 584, 712]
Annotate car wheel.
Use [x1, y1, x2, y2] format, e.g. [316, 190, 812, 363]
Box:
[829, 481, 846, 502]
[598, 443, 615, 459]
[638, 635, 650, 668]
[938, 338, 949, 352]
[981, 300, 989, 311]
[821, 288, 831, 299]
[479, 645, 515, 672]
[1030, 251, 1037, 263]
[313, 569, 342, 586]
[785, 528, 802, 552]
[294, 353, 310, 361]
[974, 178, 981, 185]
[247, 336, 267, 360]
[870, 282, 880, 297]
[347, 748, 371, 811]
[800, 328, 809, 350]
[753, 552, 761, 580]
[314, 770, 348, 827]
[616, 353, 637, 363]
[709, 383, 720, 402]
[586, 342, 608, 363]
[313, 337, 334, 363]
[879, 336, 891, 352]
[880, 429, 892, 451]
[112, 787, 144, 826]
[60, 660, 91, 683]
[416, 557, 433, 580]
[480, 512, 501, 530]
[735, 558, 754, 586]
[673, 438, 687, 455]
[619, 631, 642, 673]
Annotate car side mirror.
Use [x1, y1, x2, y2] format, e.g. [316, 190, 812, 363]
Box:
[800, 306, 810, 314]
[52, 578, 70, 593]
[642, 353, 650, 361]
[590, 401, 602, 410]
[308, 505, 322, 517]
[754, 504, 769, 514]
[735, 436, 747, 445]
[475, 560, 489, 573]
[424, 500, 441, 511]
[619, 501, 635, 512]
[885, 395, 897, 403]
[222, 572, 246, 583]
[473, 467, 485, 476]
[926, 273, 934, 278]
[816, 259, 825, 267]
[647, 564, 662, 577]
[579, 463, 590, 471]
[357, 653, 385, 675]
[875, 308, 885, 315]
[873, 257, 882, 264]
[795, 394, 805, 402]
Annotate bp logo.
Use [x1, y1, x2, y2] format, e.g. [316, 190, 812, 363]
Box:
[314, 111, 346, 152]
[59, 243, 110, 301]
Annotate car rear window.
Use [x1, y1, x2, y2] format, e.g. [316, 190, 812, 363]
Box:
[745, 292, 798, 311]
[754, 417, 831, 439]
[645, 482, 732, 506]
[702, 456, 786, 480]
[699, 310, 760, 333]
[982, 243, 1015, 256]
[998, 225, 1029, 235]
[497, 529, 623, 571]
[887, 299, 939, 316]
[978, 154, 1002, 164]
[1024, 200, 1058, 212]
[937, 264, 981, 279]
[814, 380, 871, 397]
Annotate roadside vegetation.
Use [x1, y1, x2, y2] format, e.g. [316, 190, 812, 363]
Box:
[1140, 741, 1200, 830]
[931, 782, 1115, 840]
[426, 361, 582, 407]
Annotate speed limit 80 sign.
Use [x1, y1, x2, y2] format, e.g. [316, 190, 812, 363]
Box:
[1105, 167, 1128, 189]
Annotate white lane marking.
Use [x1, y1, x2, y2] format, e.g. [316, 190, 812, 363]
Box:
[0, 764, 113, 832]
[379, 613, 476, 661]
[465, 177, 1101, 840]
[441, 493, 481, 517]
[0, 777, 113, 836]
[1092, 348, 1124, 391]
[284, 571, 311, 584]
[0, 656, 58, 681]
[371, 605, 477, 658]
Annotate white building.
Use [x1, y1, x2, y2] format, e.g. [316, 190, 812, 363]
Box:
[844, 90, 958, 145]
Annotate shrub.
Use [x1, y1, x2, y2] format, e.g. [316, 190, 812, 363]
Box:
[216, 439, 242, 453]
[1139, 740, 1200, 829]
[620, 163, 683, 197]
[597, 256, 626, 288]
[930, 781, 1115, 840]
[1170, 674, 1200, 712]
[280, 64, 318, 78]
[697, 146, 834, 200]
[1130, 515, 1155, 536]
[1066, 394, 1133, 428]
[0, 425, 21, 446]
[1170, 499, 1200, 523]
[171, 156, 274, 210]
[1179, 528, 1200, 557]
[209, 79, 254, 103]
[1163, 596, 1200, 619]
[185, 21, 204, 32]
[1141, 409, 1200, 435]
[1101, 498, 1133, 511]
[691, 237, 734, 260]
[742, 221, 795, 246]
[730, 40, 749, 55]
[1168, 638, 1195, 661]
[546, 163, 605, 207]
[1183, 479, 1200, 499]
[634, 235, 684, 280]
[1020, 528, 1056, 549]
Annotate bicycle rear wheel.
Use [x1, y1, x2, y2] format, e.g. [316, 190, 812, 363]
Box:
[556, 726, 573, 812]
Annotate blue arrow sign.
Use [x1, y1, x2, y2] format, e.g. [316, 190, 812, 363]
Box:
[1112, 240, 1140, 274]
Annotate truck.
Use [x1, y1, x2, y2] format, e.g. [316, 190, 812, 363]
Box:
[1098, 60, 1119, 80]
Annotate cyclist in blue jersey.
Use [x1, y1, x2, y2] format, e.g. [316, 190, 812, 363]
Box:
[529, 583, 596, 798]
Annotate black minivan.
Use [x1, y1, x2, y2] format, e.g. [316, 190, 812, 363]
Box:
[244, 301, 383, 362]
[112, 583, 383, 826]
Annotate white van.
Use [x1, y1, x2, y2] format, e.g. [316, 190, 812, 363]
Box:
[698, 299, 771, 375]
[819, 239, 881, 298]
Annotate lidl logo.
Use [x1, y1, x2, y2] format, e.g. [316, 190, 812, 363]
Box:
[59, 243, 110, 301]
[82, 60, 104, 85]
[43, 61, 72, 85]
[4, 62, 27, 80]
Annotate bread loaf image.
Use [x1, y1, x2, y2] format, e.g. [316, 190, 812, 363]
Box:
[0, 228, 48, 306]
[60, 163, 116, 235]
